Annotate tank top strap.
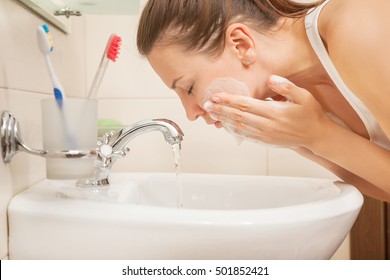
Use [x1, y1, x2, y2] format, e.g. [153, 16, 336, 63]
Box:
[305, 0, 390, 149]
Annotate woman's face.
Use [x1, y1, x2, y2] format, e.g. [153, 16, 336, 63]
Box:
[147, 31, 275, 127]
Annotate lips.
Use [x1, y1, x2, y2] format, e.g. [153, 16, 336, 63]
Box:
[214, 121, 223, 128]
[203, 115, 222, 128]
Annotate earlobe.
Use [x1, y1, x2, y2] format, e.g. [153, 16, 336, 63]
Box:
[226, 23, 257, 66]
[243, 49, 256, 65]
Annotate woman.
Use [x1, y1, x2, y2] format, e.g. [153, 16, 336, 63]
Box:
[137, 0, 390, 201]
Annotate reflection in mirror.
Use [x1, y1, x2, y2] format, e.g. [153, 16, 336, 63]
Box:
[17, 0, 70, 33]
[28, 0, 140, 15]
[17, 0, 141, 34]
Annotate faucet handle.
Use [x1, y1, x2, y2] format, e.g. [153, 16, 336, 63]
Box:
[97, 131, 130, 160]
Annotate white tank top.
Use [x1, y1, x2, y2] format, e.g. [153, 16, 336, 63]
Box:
[305, 0, 390, 150]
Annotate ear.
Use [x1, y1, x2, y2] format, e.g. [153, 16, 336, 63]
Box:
[225, 23, 257, 66]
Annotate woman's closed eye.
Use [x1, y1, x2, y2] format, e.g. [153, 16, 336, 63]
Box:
[187, 85, 194, 95]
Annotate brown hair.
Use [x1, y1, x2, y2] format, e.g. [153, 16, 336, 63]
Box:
[137, 0, 324, 56]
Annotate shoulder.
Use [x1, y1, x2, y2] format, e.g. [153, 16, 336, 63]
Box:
[317, 0, 390, 58]
[317, 0, 390, 135]
[318, 0, 390, 89]
[319, 0, 390, 42]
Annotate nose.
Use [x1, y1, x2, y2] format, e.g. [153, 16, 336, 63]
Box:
[185, 104, 205, 121]
[178, 94, 206, 121]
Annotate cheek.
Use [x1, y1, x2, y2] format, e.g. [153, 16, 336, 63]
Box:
[193, 56, 257, 102]
[195, 84, 212, 106]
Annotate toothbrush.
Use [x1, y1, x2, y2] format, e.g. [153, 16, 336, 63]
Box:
[87, 33, 122, 99]
[36, 23, 65, 104]
[37, 23, 77, 147]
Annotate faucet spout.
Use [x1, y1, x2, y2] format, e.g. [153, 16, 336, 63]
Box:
[109, 118, 184, 153]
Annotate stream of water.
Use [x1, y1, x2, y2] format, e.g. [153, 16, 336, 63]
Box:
[171, 143, 183, 208]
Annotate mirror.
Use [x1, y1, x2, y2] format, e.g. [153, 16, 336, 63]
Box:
[17, 0, 141, 34]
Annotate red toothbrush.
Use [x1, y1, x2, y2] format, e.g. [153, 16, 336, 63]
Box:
[88, 34, 122, 99]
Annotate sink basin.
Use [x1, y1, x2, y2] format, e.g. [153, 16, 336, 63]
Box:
[7, 173, 363, 259]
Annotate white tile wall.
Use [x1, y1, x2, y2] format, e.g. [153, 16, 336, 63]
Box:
[0, 0, 349, 260]
[0, 1, 87, 97]
[268, 148, 339, 179]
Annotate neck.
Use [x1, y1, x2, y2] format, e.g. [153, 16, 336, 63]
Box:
[272, 18, 329, 87]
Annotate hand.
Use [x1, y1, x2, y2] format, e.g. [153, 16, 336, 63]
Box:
[204, 75, 332, 149]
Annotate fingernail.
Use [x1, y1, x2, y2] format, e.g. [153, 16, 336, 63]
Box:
[211, 95, 221, 103]
[209, 112, 219, 121]
[203, 101, 214, 111]
[270, 75, 291, 85]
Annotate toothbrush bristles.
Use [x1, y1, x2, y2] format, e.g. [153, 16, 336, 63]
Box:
[106, 35, 122, 62]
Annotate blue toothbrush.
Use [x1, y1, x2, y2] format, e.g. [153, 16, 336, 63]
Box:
[37, 23, 76, 147]
[37, 23, 65, 106]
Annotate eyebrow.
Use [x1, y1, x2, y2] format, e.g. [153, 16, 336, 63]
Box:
[170, 76, 184, 89]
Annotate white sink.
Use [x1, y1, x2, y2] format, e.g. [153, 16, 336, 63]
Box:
[7, 173, 363, 259]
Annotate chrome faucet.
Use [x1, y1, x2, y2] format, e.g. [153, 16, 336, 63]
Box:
[78, 118, 184, 187]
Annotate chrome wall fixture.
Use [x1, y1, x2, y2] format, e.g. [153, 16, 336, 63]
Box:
[1, 111, 184, 187]
[54, 6, 82, 18]
[0, 111, 95, 163]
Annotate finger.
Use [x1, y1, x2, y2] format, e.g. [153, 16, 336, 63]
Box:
[207, 104, 269, 135]
[219, 114, 266, 136]
[208, 94, 278, 119]
[218, 114, 277, 145]
[267, 75, 310, 105]
[225, 125, 268, 143]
